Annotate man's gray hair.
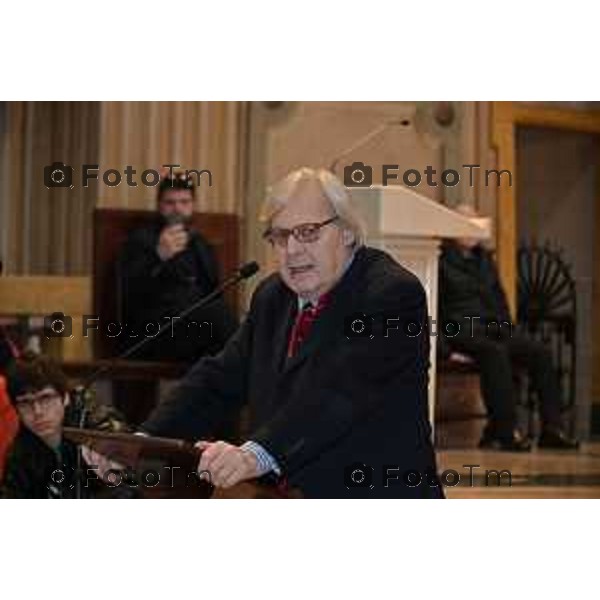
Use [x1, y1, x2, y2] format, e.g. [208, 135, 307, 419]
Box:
[260, 167, 367, 248]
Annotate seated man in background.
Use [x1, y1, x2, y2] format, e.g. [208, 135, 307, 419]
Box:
[438, 203, 578, 452]
[117, 171, 238, 364]
[0, 352, 128, 498]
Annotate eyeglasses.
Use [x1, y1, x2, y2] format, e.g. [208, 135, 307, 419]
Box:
[263, 216, 339, 248]
[14, 391, 62, 413]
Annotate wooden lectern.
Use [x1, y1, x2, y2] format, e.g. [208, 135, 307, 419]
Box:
[63, 427, 299, 499]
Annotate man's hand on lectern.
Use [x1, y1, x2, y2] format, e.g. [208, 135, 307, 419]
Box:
[195, 441, 259, 489]
[81, 446, 125, 484]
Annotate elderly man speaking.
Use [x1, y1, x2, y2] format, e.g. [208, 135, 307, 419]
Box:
[141, 167, 442, 498]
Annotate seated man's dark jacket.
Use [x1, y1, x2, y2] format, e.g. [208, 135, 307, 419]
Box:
[142, 246, 443, 499]
[439, 241, 511, 327]
[118, 220, 238, 362]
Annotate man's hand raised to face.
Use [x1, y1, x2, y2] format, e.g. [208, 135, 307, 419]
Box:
[157, 224, 189, 261]
[195, 441, 260, 489]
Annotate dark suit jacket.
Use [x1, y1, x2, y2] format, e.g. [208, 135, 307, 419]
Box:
[142, 246, 442, 498]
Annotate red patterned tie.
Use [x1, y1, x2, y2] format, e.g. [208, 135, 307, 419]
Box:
[287, 293, 331, 357]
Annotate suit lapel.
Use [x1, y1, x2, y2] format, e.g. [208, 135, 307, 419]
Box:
[272, 289, 298, 373]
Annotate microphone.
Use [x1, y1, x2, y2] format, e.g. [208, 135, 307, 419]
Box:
[329, 118, 411, 174]
[238, 261, 259, 279]
[77, 260, 260, 391]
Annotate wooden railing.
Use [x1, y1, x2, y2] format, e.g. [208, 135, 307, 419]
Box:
[0, 275, 92, 361]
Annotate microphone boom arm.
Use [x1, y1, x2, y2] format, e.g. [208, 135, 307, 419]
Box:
[80, 261, 259, 390]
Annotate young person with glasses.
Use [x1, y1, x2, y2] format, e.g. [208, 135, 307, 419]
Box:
[0, 353, 127, 498]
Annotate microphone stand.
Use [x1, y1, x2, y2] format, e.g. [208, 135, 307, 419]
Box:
[70, 261, 259, 498]
[71, 385, 88, 499]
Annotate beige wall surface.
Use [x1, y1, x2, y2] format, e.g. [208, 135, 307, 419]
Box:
[1, 101, 249, 276]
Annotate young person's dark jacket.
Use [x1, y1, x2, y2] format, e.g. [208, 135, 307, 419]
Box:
[0, 399, 128, 499]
